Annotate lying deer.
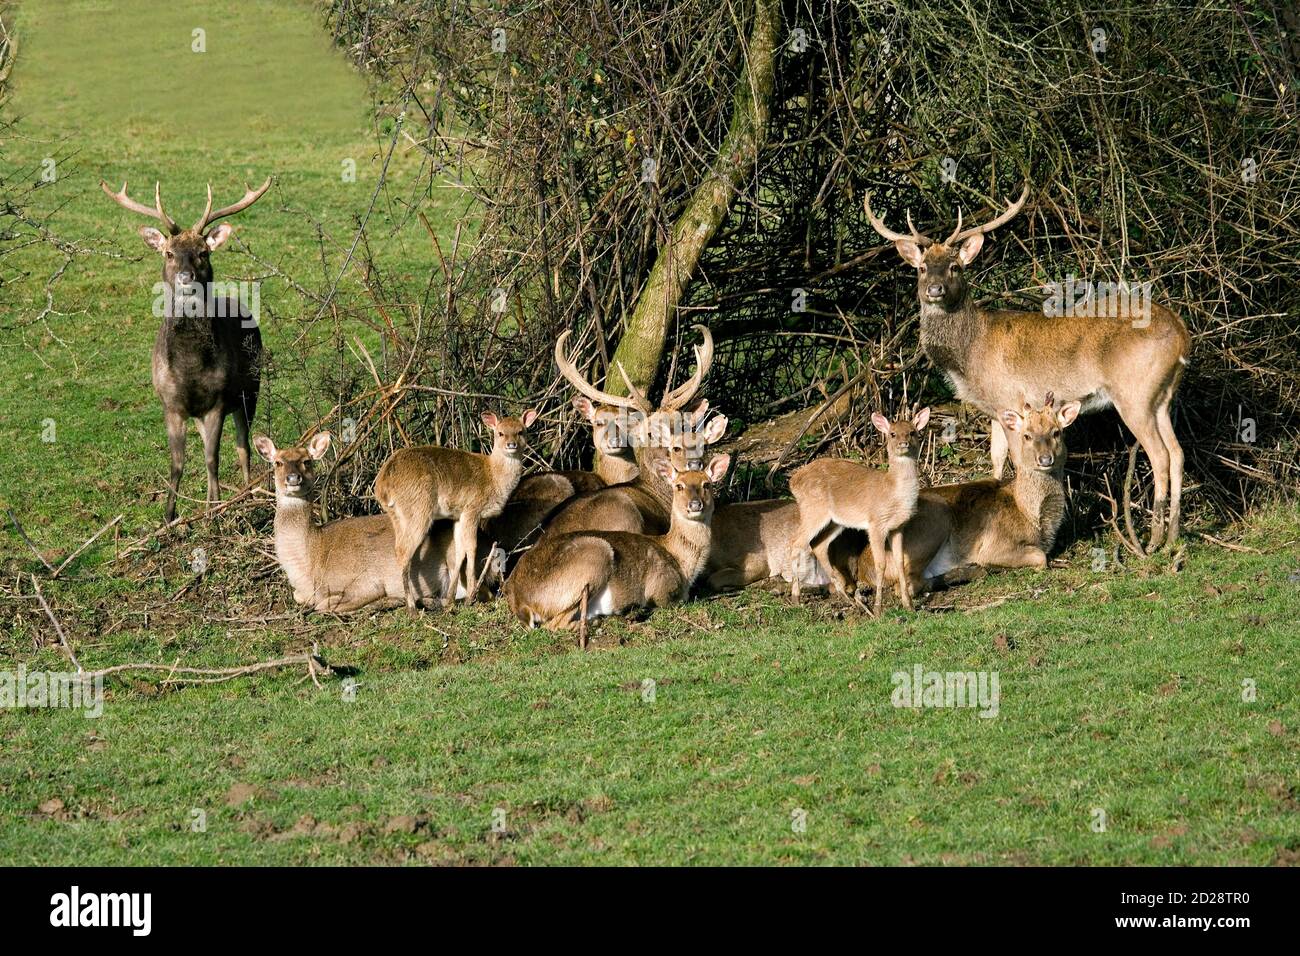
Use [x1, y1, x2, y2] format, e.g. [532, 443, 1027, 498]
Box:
[569, 396, 640, 487]
[504, 454, 730, 646]
[254, 433, 503, 613]
[102, 177, 271, 523]
[790, 407, 931, 614]
[857, 395, 1081, 598]
[705, 499, 858, 601]
[547, 326, 727, 535]
[375, 408, 538, 608]
[866, 185, 1189, 550]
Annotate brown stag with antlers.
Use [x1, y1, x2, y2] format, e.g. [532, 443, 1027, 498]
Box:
[102, 177, 271, 523]
[546, 324, 728, 536]
[866, 185, 1189, 551]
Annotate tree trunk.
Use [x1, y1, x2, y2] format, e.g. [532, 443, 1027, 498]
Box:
[606, 0, 781, 398]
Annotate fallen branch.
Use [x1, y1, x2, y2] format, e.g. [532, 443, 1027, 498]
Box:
[53, 513, 123, 578]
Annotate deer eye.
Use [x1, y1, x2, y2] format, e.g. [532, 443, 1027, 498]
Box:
[1053, 429, 1061, 438]
[918, 264, 927, 273]
[165, 251, 174, 259]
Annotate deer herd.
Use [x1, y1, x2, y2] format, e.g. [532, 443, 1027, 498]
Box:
[104, 177, 1190, 646]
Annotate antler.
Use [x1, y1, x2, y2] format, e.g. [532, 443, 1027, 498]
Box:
[865, 192, 932, 246]
[193, 177, 272, 233]
[949, 183, 1029, 245]
[100, 180, 180, 235]
[659, 324, 714, 412]
[554, 331, 648, 411]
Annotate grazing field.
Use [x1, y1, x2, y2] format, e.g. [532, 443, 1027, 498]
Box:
[2, 0, 1298, 866]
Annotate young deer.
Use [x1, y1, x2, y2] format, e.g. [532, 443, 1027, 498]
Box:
[254, 433, 503, 613]
[102, 177, 271, 523]
[375, 408, 538, 608]
[867, 186, 1189, 551]
[860, 394, 1082, 599]
[504, 455, 730, 646]
[790, 407, 931, 615]
[547, 326, 727, 536]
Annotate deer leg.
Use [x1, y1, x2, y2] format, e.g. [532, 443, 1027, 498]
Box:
[891, 531, 913, 610]
[809, 523, 850, 602]
[870, 530, 887, 617]
[196, 408, 225, 509]
[578, 585, 589, 650]
[162, 410, 187, 525]
[1156, 403, 1184, 547]
[230, 405, 252, 486]
[457, 515, 479, 604]
[990, 418, 1010, 481]
[1122, 410, 1171, 552]
[391, 510, 432, 611]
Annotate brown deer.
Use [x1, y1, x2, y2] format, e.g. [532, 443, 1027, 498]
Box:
[547, 326, 727, 535]
[504, 454, 730, 646]
[857, 394, 1081, 598]
[569, 396, 640, 487]
[790, 407, 931, 615]
[102, 177, 271, 523]
[866, 185, 1189, 551]
[254, 433, 504, 613]
[375, 408, 538, 608]
[705, 499, 860, 601]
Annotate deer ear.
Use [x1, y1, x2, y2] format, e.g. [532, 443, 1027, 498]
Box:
[571, 397, 595, 421]
[956, 233, 984, 266]
[253, 435, 277, 462]
[895, 240, 924, 268]
[705, 453, 731, 483]
[307, 432, 332, 459]
[521, 408, 539, 429]
[700, 414, 729, 444]
[999, 409, 1024, 433]
[912, 407, 931, 431]
[871, 412, 891, 435]
[651, 457, 673, 481]
[205, 223, 233, 251]
[139, 227, 168, 252]
[687, 399, 710, 426]
[481, 411, 499, 428]
[1057, 402, 1082, 428]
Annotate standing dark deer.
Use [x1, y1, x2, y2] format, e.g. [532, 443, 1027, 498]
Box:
[102, 177, 271, 523]
[866, 185, 1190, 550]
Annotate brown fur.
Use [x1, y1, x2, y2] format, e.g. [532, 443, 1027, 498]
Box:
[790, 408, 930, 614]
[873, 193, 1189, 549]
[375, 408, 537, 607]
[505, 455, 730, 632]
[859, 396, 1080, 595]
[704, 499, 857, 601]
[254, 434, 502, 613]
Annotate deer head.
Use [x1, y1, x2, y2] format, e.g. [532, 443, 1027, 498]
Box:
[652, 453, 731, 523]
[866, 184, 1029, 311]
[254, 432, 331, 504]
[871, 406, 931, 461]
[555, 324, 717, 457]
[101, 177, 272, 304]
[999, 392, 1081, 472]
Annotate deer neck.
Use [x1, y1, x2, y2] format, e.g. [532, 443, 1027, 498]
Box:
[918, 294, 981, 381]
[661, 508, 714, 585]
[273, 495, 321, 592]
[597, 450, 639, 485]
[486, 450, 524, 507]
[887, 454, 920, 506]
[1011, 462, 1067, 549]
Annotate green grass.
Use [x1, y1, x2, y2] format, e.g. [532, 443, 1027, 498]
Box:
[2, 0, 1299, 866]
